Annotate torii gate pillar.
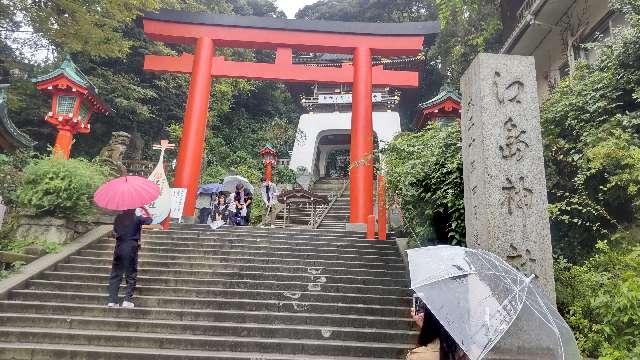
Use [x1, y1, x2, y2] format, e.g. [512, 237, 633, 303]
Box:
[350, 47, 374, 224]
[173, 37, 214, 217]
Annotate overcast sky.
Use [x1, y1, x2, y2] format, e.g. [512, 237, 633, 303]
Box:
[275, 0, 318, 18]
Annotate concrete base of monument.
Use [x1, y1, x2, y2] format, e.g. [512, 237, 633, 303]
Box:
[345, 223, 366, 232]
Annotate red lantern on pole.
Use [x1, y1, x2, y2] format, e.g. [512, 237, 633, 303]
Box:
[259, 145, 277, 182]
[33, 56, 111, 159]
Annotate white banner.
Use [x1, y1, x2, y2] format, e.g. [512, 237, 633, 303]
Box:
[146, 150, 171, 224]
[170, 188, 188, 219]
[318, 93, 384, 104]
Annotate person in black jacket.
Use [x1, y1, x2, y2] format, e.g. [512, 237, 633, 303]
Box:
[106, 207, 152, 308]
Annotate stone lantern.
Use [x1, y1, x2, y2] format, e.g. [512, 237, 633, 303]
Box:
[259, 145, 277, 182]
[33, 56, 111, 159]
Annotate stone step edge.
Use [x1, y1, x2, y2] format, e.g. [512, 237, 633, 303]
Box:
[94, 238, 399, 255]
[9, 290, 410, 312]
[114, 237, 398, 249]
[27, 280, 411, 301]
[0, 301, 412, 324]
[0, 313, 416, 335]
[0, 326, 414, 349]
[0, 342, 401, 360]
[54, 264, 408, 282]
[73, 251, 404, 267]
[42, 271, 410, 292]
[66, 256, 407, 274]
[90, 242, 400, 256]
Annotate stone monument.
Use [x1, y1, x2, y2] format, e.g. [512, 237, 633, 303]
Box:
[460, 53, 555, 300]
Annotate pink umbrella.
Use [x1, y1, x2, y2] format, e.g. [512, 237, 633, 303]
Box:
[94, 176, 160, 211]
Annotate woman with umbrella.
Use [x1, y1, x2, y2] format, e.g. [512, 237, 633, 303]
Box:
[94, 176, 160, 308]
[408, 301, 467, 360]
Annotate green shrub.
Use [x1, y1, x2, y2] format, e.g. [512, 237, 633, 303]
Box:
[274, 165, 296, 184]
[0, 150, 37, 207]
[17, 157, 109, 219]
[555, 240, 640, 358]
[382, 123, 465, 245]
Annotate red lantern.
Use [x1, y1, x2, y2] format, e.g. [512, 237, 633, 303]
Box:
[259, 145, 277, 182]
[33, 56, 110, 159]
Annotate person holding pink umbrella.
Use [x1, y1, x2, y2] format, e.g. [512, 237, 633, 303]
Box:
[94, 176, 160, 308]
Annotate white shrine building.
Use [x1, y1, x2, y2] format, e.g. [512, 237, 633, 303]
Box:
[289, 83, 402, 180]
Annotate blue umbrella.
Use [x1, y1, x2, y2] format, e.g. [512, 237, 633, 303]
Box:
[198, 183, 223, 194]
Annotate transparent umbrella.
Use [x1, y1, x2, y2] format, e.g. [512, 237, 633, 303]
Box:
[407, 245, 580, 360]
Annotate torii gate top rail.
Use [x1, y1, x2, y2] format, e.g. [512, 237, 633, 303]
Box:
[142, 10, 439, 225]
[143, 11, 439, 87]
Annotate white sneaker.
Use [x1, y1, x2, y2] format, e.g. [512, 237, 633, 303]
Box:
[107, 303, 119, 308]
[121, 301, 135, 308]
[270, 225, 276, 228]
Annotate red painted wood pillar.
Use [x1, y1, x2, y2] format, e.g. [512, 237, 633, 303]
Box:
[350, 47, 374, 225]
[173, 37, 214, 218]
[265, 162, 273, 182]
[53, 129, 73, 159]
[366, 215, 376, 240]
[377, 175, 387, 240]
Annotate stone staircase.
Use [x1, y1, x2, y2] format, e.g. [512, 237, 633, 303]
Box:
[0, 225, 415, 359]
[311, 178, 350, 231]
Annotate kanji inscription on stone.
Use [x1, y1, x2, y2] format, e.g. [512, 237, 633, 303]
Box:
[499, 118, 529, 161]
[461, 53, 556, 300]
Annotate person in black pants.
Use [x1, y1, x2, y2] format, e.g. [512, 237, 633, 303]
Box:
[107, 207, 152, 308]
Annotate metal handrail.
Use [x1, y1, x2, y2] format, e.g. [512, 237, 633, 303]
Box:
[313, 179, 349, 229]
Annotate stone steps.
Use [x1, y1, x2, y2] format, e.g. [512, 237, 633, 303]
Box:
[0, 225, 414, 358]
[0, 327, 411, 358]
[0, 314, 415, 343]
[38, 272, 409, 297]
[0, 342, 402, 360]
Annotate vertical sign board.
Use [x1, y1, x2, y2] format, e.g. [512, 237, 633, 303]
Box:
[460, 53, 556, 300]
[170, 188, 188, 219]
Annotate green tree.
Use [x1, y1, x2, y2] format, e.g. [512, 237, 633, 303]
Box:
[382, 123, 465, 245]
[541, 0, 640, 261]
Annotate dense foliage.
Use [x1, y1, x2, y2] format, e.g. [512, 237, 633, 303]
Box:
[382, 123, 464, 245]
[555, 241, 640, 359]
[17, 158, 109, 218]
[0, 150, 36, 207]
[2, 0, 300, 169]
[274, 165, 296, 184]
[541, 0, 640, 261]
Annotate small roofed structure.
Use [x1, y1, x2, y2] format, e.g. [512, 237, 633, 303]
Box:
[278, 189, 329, 228]
[0, 84, 36, 152]
[415, 84, 461, 129]
[33, 56, 111, 159]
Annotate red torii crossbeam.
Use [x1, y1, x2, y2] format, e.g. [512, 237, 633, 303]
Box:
[143, 9, 439, 226]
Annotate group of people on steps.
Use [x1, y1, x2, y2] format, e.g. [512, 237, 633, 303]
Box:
[104, 178, 465, 359]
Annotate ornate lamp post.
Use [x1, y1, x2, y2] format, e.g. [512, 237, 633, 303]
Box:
[33, 56, 111, 159]
[259, 145, 277, 182]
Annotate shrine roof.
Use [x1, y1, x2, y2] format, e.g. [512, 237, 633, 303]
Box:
[32, 56, 97, 94]
[144, 9, 440, 39]
[418, 83, 461, 110]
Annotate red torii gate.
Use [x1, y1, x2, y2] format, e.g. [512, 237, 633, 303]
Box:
[143, 10, 439, 225]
